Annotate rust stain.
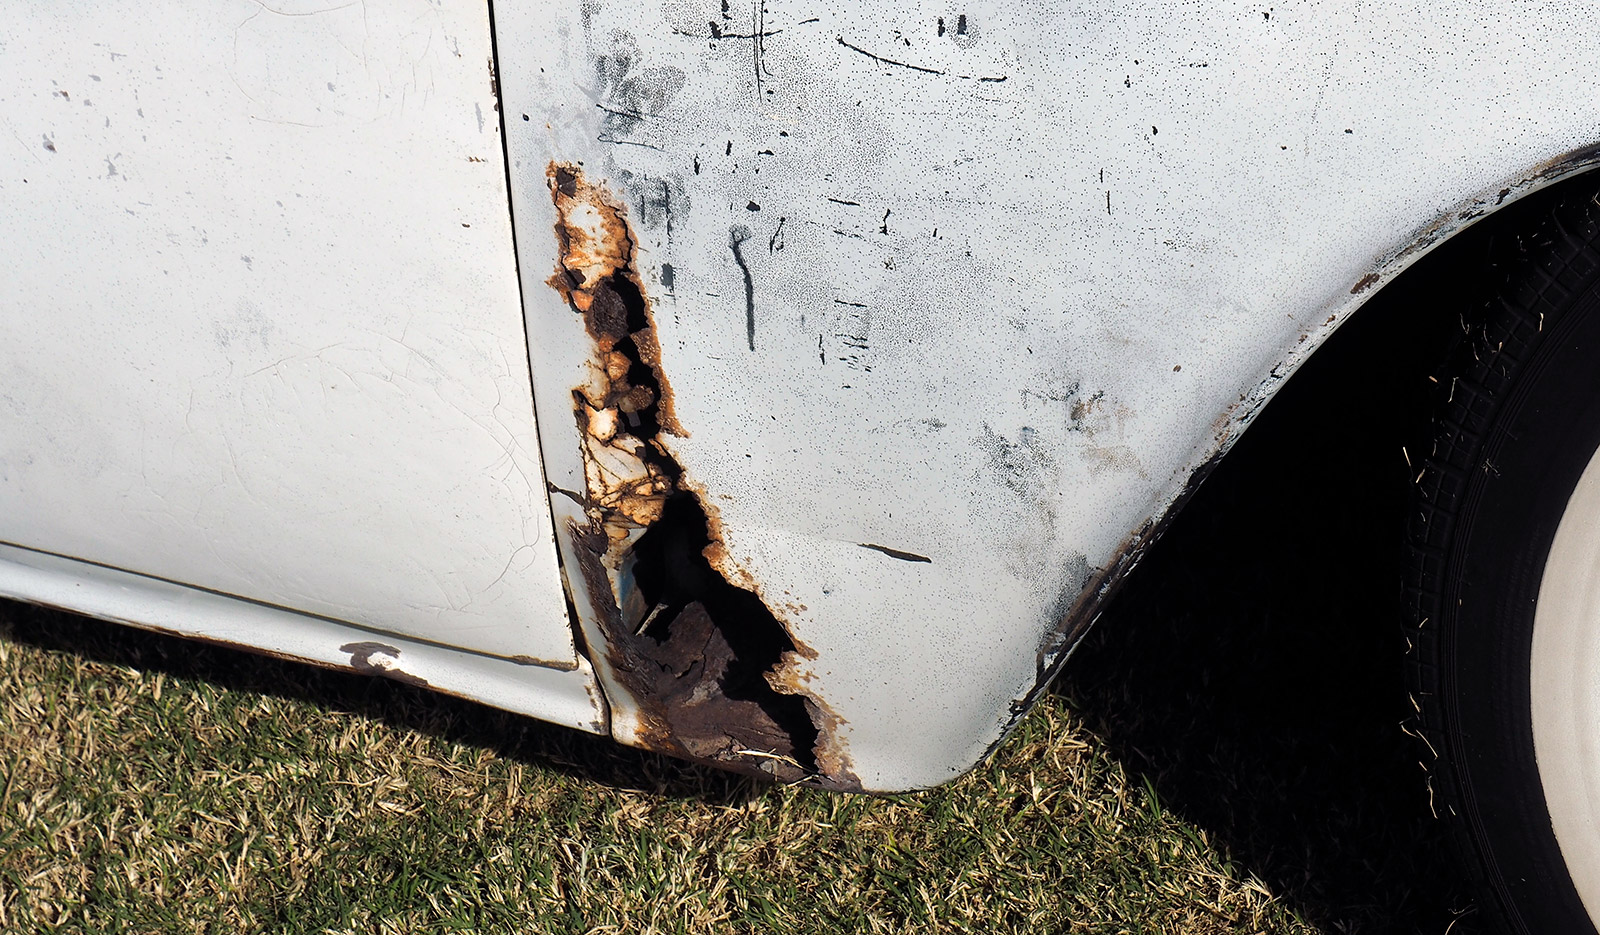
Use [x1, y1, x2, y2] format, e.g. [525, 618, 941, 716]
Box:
[549, 163, 858, 790]
[1523, 141, 1600, 187]
[1350, 272, 1381, 295]
[768, 650, 852, 779]
[1355, 147, 1600, 285]
[549, 163, 681, 528]
[1085, 444, 1148, 478]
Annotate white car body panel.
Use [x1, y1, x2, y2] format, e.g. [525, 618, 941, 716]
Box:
[0, 0, 575, 667]
[497, 0, 1600, 790]
[4, 0, 1600, 791]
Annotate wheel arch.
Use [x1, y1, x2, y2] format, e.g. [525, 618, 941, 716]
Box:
[1004, 143, 1600, 735]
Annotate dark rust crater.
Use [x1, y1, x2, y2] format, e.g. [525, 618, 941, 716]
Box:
[548, 163, 855, 789]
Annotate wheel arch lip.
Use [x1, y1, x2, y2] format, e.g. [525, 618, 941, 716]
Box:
[1346, 143, 1600, 300]
[972, 144, 1600, 777]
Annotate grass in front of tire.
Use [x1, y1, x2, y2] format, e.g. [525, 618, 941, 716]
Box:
[1, 604, 1308, 935]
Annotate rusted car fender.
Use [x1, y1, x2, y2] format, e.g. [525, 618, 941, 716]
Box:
[4, 1, 1600, 794]
[496, 1, 1600, 791]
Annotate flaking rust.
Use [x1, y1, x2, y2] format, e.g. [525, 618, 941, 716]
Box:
[547, 163, 858, 790]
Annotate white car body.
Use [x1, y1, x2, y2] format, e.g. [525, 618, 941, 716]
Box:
[3, 0, 1596, 792]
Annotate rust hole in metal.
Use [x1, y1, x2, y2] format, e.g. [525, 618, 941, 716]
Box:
[548, 163, 853, 788]
[622, 492, 821, 773]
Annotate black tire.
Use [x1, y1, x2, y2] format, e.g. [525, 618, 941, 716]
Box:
[1408, 175, 1600, 934]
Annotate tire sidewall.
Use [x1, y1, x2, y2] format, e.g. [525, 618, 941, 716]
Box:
[1444, 284, 1600, 934]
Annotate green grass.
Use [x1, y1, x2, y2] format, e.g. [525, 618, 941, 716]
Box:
[0, 601, 1311, 935]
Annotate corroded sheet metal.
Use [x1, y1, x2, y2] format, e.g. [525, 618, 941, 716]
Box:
[497, 1, 1600, 790]
[545, 164, 856, 787]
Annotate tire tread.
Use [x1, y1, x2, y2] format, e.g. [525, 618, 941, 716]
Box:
[1407, 179, 1600, 933]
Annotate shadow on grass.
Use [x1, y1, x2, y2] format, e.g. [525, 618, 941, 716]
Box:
[0, 599, 762, 805]
[1055, 241, 1488, 933]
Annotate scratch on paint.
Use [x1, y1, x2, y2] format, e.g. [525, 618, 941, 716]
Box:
[858, 543, 932, 563]
[835, 35, 1007, 82]
[729, 224, 756, 350]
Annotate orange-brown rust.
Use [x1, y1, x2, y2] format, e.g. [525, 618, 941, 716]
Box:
[567, 519, 679, 749]
[767, 650, 858, 787]
[700, 538, 745, 585]
[803, 700, 857, 784]
[678, 477, 764, 595]
[550, 161, 683, 529]
[547, 161, 681, 437]
[548, 163, 858, 790]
